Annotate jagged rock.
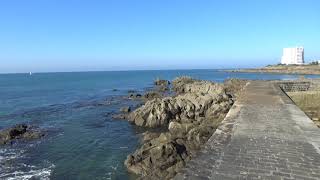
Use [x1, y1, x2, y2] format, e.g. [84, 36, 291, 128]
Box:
[156, 85, 169, 92]
[128, 81, 227, 128]
[168, 122, 195, 138]
[224, 78, 248, 98]
[142, 131, 160, 142]
[124, 77, 246, 179]
[154, 79, 170, 86]
[125, 132, 188, 178]
[172, 76, 196, 94]
[128, 97, 175, 127]
[154, 79, 170, 93]
[185, 125, 214, 150]
[143, 91, 162, 100]
[0, 124, 44, 145]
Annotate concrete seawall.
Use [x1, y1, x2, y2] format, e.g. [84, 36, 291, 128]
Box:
[175, 81, 320, 179]
[276, 79, 320, 92]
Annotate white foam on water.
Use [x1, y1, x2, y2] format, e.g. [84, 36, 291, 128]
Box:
[0, 148, 25, 161]
[0, 164, 54, 180]
[0, 147, 55, 180]
[106, 172, 112, 180]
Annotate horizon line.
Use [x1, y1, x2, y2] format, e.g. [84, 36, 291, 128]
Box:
[0, 67, 246, 75]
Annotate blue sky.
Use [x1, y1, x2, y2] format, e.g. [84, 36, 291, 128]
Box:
[0, 0, 319, 73]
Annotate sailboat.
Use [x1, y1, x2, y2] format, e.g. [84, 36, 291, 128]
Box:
[29, 72, 32, 75]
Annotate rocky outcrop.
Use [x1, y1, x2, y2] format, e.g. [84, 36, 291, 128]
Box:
[125, 132, 189, 179]
[143, 91, 162, 101]
[112, 106, 132, 119]
[172, 76, 196, 94]
[124, 78, 246, 179]
[128, 80, 231, 128]
[154, 79, 170, 92]
[224, 78, 248, 99]
[0, 124, 45, 145]
[154, 79, 170, 86]
[120, 106, 131, 113]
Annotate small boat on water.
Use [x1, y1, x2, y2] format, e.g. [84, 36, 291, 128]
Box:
[29, 72, 32, 75]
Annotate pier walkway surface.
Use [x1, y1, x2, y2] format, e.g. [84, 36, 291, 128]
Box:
[175, 81, 320, 180]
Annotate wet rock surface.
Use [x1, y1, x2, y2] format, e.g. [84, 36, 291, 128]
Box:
[0, 124, 45, 145]
[124, 77, 247, 179]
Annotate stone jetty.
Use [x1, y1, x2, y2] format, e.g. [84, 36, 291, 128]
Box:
[175, 81, 320, 180]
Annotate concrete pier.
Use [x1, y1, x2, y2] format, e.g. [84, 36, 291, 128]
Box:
[175, 81, 320, 180]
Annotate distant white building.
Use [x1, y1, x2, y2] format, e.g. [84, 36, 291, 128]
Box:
[281, 47, 304, 65]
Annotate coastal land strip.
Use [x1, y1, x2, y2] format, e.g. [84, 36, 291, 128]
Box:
[226, 64, 320, 75]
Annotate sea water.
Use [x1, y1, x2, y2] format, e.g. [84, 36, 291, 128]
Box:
[0, 70, 319, 179]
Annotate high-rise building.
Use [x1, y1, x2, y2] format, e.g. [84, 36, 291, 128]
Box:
[281, 47, 304, 65]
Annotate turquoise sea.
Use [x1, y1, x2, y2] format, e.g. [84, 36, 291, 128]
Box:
[0, 70, 319, 179]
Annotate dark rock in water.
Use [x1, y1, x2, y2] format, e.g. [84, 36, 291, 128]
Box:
[120, 106, 131, 113]
[128, 93, 142, 99]
[154, 79, 170, 86]
[112, 89, 118, 91]
[0, 124, 45, 145]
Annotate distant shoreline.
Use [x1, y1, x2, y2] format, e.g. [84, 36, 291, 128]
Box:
[226, 64, 320, 75]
